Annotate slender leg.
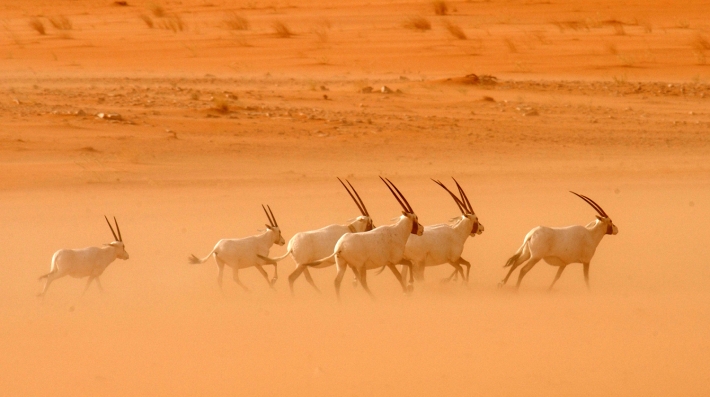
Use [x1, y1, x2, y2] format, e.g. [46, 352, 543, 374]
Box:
[548, 265, 566, 291]
[358, 267, 374, 298]
[38, 272, 61, 298]
[288, 265, 306, 294]
[82, 276, 95, 295]
[215, 257, 225, 290]
[302, 267, 321, 293]
[458, 258, 472, 282]
[516, 258, 541, 289]
[95, 277, 104, 292]
[387, 263, 411, 293]
[443, 262, 464, 283]
[350, 265, 359, 288]
[254, 263, 275, 288]
[269, 263, 278, 285]
[232, 267, 249, 291]
[334, 258, 347, 300]
[583, 262, 590, 290]
[499, 250, 531, 288]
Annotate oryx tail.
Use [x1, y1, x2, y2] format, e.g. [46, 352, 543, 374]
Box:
[504, 236, 531, 268]
[188, 246, 218, 265]
[303, 251, 339, 267]
[258, 250, 291, 264]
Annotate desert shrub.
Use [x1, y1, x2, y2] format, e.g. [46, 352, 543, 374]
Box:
[224, 13, 249, 30]
[272, 21, 293, 38]
[433, 1, 448, 16]
[140, 14, 154, 28]
[444, 20, 466, 39]
[404, 16, 431, 31]
[29, 18, 45, 35]
[49, 16, 72, 30]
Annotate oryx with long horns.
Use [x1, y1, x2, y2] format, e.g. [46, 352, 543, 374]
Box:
[188, 205, 285, 290]
[258, 178, 375, 294]
[399, 178, 484, 284]
[306, 177, 423, 299]
[499, 192, 618, 290]
[37, 216, 129, 297]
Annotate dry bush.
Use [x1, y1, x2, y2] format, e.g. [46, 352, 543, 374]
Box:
[212, 98, 230, 113]
[608, 21, 625, 35]
[443, 20, 466, 39]
[504, 37, 517, 53]
[158, 14, 186, 32]
[676, 20, 690, 29]
[639, 19, 653, 33]
[553, 20, 588, 32]
[312, 20, 331, 43]
[432, 1, 448, 16]
[140, 14, 154, 28]
[272, 21, 293, 38]
[605, 42, 618, 55]
[404, 16, 431, 31]
[49, 16, 72, 30]
[692, 34, 710, 51]
[224, 12, 249, 30]
[149, 3, 166, 17]
[29, 18, 46, 35]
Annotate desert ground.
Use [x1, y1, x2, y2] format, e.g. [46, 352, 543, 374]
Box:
[1, 0, 709, 396]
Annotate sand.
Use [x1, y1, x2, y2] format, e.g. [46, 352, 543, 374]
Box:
[0, 0, 709, 396]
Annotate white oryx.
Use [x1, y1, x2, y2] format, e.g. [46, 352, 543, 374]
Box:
[258, 178, 374, 294]
[499, 192, 618, 290]
[38, 216, 129, 297]
[188, 205, 285, 290]
[306, 177, 423, 298]
[399, 178, 484, 284]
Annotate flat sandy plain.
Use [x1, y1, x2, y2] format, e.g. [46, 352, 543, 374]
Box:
[1, 0, 709, 396]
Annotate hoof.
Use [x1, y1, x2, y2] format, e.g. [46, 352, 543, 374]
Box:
[497, 281, 505, 288]
[270, 277, 278, 286]
[406, 284, 414, 294]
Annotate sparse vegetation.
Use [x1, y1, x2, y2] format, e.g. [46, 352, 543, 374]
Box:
[432, 1, 448, 16]
[212, 97, 230, 113]
[312, 20, 331, 43]
[605, 42, 618, 55]
[404, 16, 431, 31]
[49, 16, 72, 30]
[149, 3, 166, 17]
[676, 19, 690, 29]
[158, 14, 186, 32]
[443, 20, 466, 39]
[692, 34, 710, 64]
[140, 14, 154, 28]
[29, 18, 46, 35]
[504, 37, 517, 53]
[272, 21, 293, 38]
[224, 12, 249, 31]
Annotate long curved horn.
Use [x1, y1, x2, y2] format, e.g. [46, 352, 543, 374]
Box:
[338, 177, 365, 216]
[262, 204, 274, 227]
[432, 179, 466, 215]
[267, 205, 278, 227]
[347, 180, 370, 217]
[380, 176, 409, 213]
[570, 191, 608, 217]
[385, 178, 414, 213]
[452, 178, 474, 214]
[113, 216, 122, 242]
[104, 215, 118, 241]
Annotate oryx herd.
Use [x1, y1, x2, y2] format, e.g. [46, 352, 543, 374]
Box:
[37, 178, 618, 299]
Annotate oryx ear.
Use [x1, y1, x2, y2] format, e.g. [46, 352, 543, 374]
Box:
[595, 215, 602, 220]
[402, 211, 408, 216]
[265, 224, 272, 229]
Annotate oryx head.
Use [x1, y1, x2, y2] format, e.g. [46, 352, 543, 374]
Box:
[338, 177, 375, 232]
[104, 216, 129, 260]
[380, 177, 424, 236]
[432, 178, 484, 237]
[262, 204, 286, 245]
[570, 191, 618, 235]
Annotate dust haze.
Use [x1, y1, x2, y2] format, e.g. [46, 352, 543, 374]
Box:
[0, 0, 708, 396]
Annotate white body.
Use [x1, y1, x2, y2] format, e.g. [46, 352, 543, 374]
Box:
[404, 215, 482, 282]
[261, 216, 370, 292]
[329, 214, 421, 297]
[501, 217, 618, 289]
[190, 228, 284, 290]
[38, 241, 129, 296]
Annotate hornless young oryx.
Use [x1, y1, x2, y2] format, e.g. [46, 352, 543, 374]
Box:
[37, 216, 129, 297]
[306, 177, 423, 299]
[188, 205, 285, 290]
[399, 178, 484, 284]
[499, 192, 618, 290]
[258, 178, 374, 294]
